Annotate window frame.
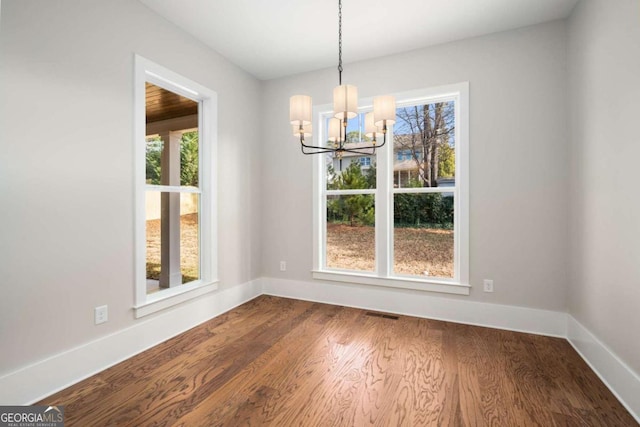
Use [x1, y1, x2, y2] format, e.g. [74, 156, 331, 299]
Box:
[312, 82, 469, 295]
[133, 55, 218, 318]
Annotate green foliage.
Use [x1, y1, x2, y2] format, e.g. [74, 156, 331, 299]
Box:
[365, 162, 376, 188]
[394, 192, 454, 229]
[345, 131, 371, 143]
[338, 161, 369, 189]
[145, 131, 199, 187]
[180, 131, 199, 187]
[146, 137, 162, 184]
[327, 161, 374, 227]
[438, 141, 455, 178]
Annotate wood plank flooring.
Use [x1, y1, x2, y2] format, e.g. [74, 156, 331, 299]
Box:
[40, 296, 637, 426]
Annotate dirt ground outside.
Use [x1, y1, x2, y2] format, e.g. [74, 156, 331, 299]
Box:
[147, 218, 453, 283]
[326, 223, 454, 278]
[146, 213, 199, 283]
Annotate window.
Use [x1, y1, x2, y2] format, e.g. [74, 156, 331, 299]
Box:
[134, 56, 218, 317]
[313, 83, 469, 295]
[396, 150, 413, 161]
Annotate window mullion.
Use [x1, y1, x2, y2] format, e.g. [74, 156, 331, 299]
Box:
[145, 184, 201, 194]
[392, 187, 455, 195]
[326, 189, 376, 196]
[376, 132, 391, 277]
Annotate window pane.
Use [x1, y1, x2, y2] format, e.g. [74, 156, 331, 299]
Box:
[145, 132, 199, 187]
[393, 192, 454, 279]
[393, 101, 456, 188]
[325, 113, 376, 190]
[145, 82, 199, 187]
[326, 194, 375, 272]
[146, 191, 200, 294]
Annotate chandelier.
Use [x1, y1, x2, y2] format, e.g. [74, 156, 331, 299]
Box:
[290, 0, 396, 156]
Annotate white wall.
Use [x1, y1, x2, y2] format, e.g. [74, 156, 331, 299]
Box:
[261, 21, 569, 311]
[0, 0, 262, 377]
[568, 0, 640, 375]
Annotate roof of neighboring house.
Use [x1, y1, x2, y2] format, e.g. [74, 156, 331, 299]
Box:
[393, 134, 425, 150]
[393, 160, 420, 172]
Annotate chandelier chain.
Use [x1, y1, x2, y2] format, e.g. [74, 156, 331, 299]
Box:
[338, 0, 343, 85]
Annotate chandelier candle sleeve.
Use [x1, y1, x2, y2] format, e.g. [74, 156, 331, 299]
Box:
[290, 95, 312, 125]
[364, 112, 381, 140]
[328, 118, 342, 142]
[333, 85, 358, 120]
[373, 95, 396, 127]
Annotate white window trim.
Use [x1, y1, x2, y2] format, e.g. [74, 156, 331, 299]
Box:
[312, 82, 469, 295]
[133, 55, 219, 318]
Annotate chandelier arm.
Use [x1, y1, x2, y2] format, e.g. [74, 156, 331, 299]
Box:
[299, 134, 336, 151]
[340, 137, 387, 154]
[301, 143, 339, 151]
[300, 140, 342, 152]
[340, 148, 378, 155]
[300, 144, 341, 155]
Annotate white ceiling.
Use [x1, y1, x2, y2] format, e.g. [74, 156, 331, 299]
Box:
[138, 0, 579, 81]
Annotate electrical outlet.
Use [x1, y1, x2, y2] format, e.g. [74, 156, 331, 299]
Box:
[280, 261, 286, 272]
[95, 305, 108, 325]
[483, 279, 494, 293]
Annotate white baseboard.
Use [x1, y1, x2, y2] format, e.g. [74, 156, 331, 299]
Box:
[262, 277, 567, 337]
[0, 279, 262, 405]
[567, 316, 640, 423]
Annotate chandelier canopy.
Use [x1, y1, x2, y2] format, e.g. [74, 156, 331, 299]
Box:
[290, 0, 396, 156]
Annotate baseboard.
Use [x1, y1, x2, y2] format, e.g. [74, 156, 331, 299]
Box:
[262, 277, 567, 337]
[0, 279, 262, 405]
[567, 316, 640, 423]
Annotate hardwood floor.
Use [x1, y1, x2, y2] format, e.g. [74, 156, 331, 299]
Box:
[40, 296, 637, 426]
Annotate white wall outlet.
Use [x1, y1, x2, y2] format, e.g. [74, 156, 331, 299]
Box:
[95, 305, 108, 325]
[483, 279, 494, 293]
[280, 261, 286, 272]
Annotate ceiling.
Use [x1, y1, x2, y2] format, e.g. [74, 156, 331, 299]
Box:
[146, 83, 197, 124]
[138, 0, 579, 81]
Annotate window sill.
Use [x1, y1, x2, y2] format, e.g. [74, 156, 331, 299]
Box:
[134, 280, 219, 318]
[312, 270, 470, 295]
